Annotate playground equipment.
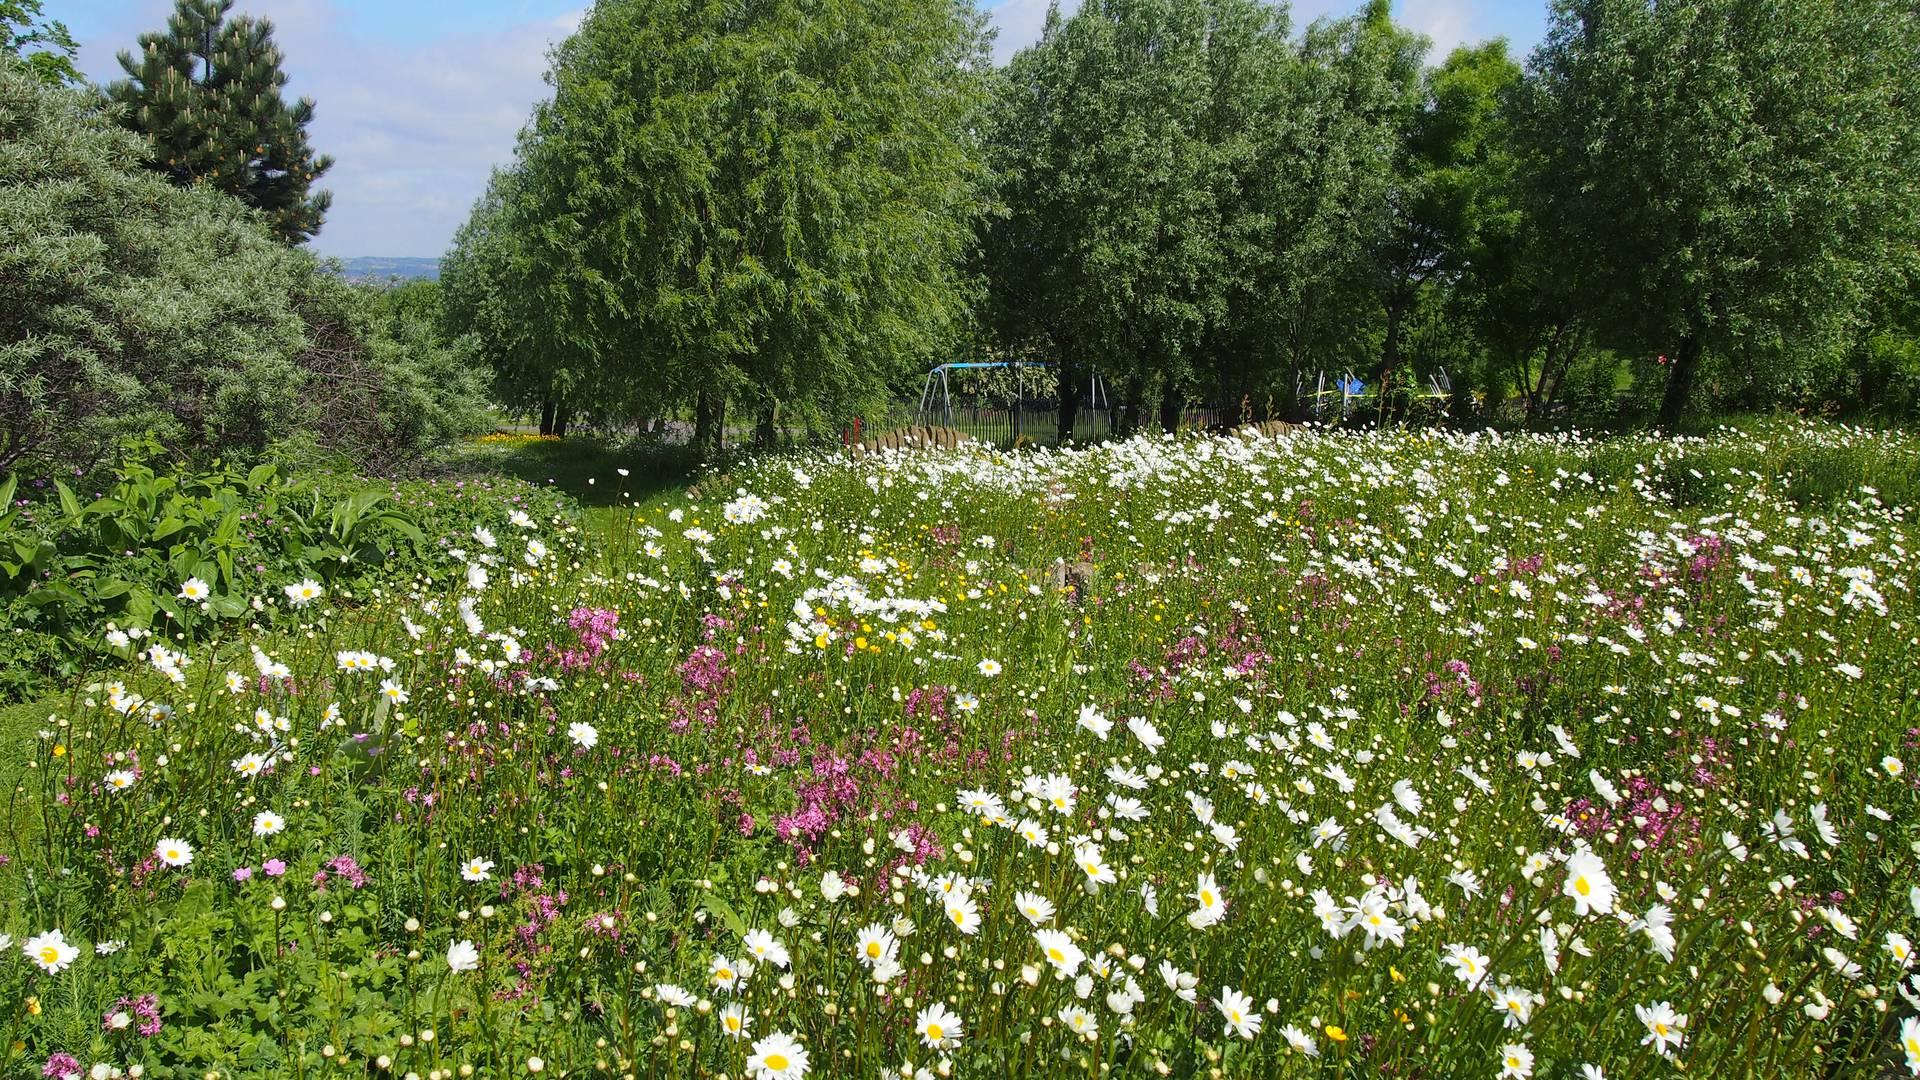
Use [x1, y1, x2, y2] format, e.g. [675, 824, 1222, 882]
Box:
[1295, 367, 1453, 420]
[914, 361, 1112, 445]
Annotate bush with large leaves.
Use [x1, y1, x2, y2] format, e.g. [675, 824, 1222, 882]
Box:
[0, 63, 488, 472]
[0, 442, 419, 701]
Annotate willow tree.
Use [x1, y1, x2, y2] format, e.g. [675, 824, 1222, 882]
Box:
[986, 0, 1270, 437]
[1519, 0, 1920, 427]
[1245, 0, 1426, 413]
[505, 0, 990, 454]
[442, 165, 579, 436]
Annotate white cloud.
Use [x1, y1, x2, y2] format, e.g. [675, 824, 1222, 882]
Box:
[78, 0, 582, 257]
[984, 0, 1067, 64]
[1399, 0, 1479, 62]
[74, 0, 1532, 256]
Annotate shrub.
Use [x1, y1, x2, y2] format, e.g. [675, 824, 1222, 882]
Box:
[0, 440, 578, 702]
[0, 64, 490, 473]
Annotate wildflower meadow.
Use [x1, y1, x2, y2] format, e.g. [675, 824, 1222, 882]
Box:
[4, 423, 1918, 1080]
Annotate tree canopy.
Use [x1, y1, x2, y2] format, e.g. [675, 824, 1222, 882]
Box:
[450, 0, 1920, 433]
[1, 0, 79, 86]
[0, 64, 484, 470]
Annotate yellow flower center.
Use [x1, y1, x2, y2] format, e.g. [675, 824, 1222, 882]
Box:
[39, 947, 58, 964]
[1655, 1022, 1669, 1036]
[866, 942, 881, 958]
[927, 1023, 943, 1040]
[1047, 948, 1065, 963]
[1575, 877, 1591, 896]
[765, 1053, 789, 1071]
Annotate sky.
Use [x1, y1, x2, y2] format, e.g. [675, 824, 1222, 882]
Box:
[60, 0, 1548, 259]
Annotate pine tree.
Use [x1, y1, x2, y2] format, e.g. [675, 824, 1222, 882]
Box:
[109, 0, 333, 244]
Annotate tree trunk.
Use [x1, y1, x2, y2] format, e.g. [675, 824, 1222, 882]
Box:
[1158, 380, 1183, 434]
[553, 403, 570, 438]
[1119, 376, 1145, 435]
[538, 399, 556, 436]
[1056, 362, 1082, 444]
[1657, 333, 1701, 430]
[1230, 365, 1254, 428]
[754, 402, 778, 448]
[1381, 299, 1405, 380]
[694, 390, 726, 458]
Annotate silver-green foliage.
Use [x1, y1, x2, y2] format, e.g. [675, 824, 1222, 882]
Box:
[0, 65, 489, 470]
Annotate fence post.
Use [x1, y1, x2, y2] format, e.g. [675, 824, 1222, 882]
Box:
[1014, 364, 1023, 446]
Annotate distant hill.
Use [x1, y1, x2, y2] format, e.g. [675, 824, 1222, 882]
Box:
[333, 256, 441, 283]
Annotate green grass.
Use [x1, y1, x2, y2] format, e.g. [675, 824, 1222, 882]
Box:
[457, 433, 701, 506]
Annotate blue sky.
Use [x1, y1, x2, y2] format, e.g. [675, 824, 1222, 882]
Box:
[59, 0, 1548, 258]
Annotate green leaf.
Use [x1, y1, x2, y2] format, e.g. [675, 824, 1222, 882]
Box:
[383, 517, 426, 547]
[26, 580, 81, 606]
[698, 890, 748, 938]
[54, 478, 80, 518]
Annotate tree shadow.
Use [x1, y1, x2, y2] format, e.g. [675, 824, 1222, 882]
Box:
[465, 436, 702, 509]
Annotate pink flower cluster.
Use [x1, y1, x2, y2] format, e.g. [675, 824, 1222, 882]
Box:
[554, 607, 621, 672]
[102, 993, 163, 1037]
[313, 855, 368, 890]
